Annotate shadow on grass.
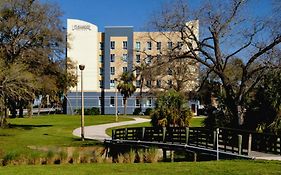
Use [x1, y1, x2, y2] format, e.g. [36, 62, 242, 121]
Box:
[8, 124, 53, 130]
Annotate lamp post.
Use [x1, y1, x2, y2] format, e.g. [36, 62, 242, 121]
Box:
[79, 64, 85, 141]
[114, 78, 118, 122]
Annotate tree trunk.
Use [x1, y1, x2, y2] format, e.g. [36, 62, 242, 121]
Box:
[124, 97, 127, 116]
[27, 101, 33, 118]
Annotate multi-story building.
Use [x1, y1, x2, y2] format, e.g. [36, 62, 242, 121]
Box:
[66, 19, 200, 115]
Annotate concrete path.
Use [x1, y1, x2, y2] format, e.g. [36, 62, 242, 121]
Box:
[73, 117, 150, 142]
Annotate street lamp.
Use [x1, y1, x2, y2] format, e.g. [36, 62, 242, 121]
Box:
[79, 64, 85, 141]
[114, 78, 118, 122]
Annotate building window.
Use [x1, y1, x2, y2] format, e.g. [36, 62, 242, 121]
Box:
[136, 69, 140, 76]
[99, 42, 104, 50]
[123, 41, 128, 49]
[136, 42, 141, 50]
[147, 41, 152, 50]
[146, 55, 151, 64]
[110, 96, 115, 107]
[136, 80, 141, 88]
[123, 67, 128, 73]
[146, 98, 152, 107]
[110, 67, 115, 75]
[99, 68, 103, 75]
[146, 80, 151, 88]
[99, 80, 103, 88]
[168, 41, 173, 49]
[110, 54, 115, 62]
[167, 68, 173, 75]
[135, 98, 140, 107]
[99, 55, 103, 63]
[157, 42, 161, 50]
[110, 80, 115, 88]
[98, 97, 101, 106]
[168, 80, 172, 88]
[178, 42, 183, 50]
[110, 41, 115, 49]
[156, 80, 161, 88]
[136, 54, 140, 63]
[157, 54, 161, 62]
[122, 54, 128, 62]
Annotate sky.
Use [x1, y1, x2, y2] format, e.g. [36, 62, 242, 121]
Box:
[43, 0, 272, 32]
[43, 0, 202, 31]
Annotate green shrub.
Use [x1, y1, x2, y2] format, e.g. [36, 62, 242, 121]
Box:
[133, 108, 142, 115]
[2, 151, 20, 166]
[58, 149, 68, 164]
[116, 153, 125, 163]
[144, 108, 153, 115]
[75, 107, 100, 115]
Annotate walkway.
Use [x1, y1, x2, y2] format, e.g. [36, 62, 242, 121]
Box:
[72, 117, 150, 141]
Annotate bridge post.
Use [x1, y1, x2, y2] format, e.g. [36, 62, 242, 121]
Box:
[248, 134, 252, 156]
[142, 127, 145, 140]
[112, 130, 115, 140]
[171, 150, 174, 162]
[162, 127, 166, 142]
[238, 134, 242, 155]
[125, 128, 128, 140]
[185, 127, 189, 145]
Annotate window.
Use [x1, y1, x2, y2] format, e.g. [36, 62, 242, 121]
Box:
[136, 54, 140, 63]
[123, 67, 128, 73]
[157, 54, 161, 62]
[110, 67, 115, 75]
[110, 54, 115, 62]
[146, 55, 151, 64]
[123, 41, 127, 49]
[99, 68, 103, 75]
[110, 96, 115, 107]
[146, 98, 152, 107]
[146, 80, 151, 88]
[136, 69, 140, 76]
[110, 41, 115, 49]
[99, 55, 103, 63]
[122, 54, 128, 62]
[168, 41, 173, 49]
[156, 80, 161, 88]
[167, 68, 173, 75]
[99, 80, 103, 88]
[157, 42, 161, 50]
[147, 41, 152, 50]
[99, 42, 104, 50]
[136, 80, 141, 88]
[110, 80, 115, 88]
[168, 80, 172, 88]
[135, 98, 140, 107]
[136, 42, 141, 50]
[178, 42, 183, 50]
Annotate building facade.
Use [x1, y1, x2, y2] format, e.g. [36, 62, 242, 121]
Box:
[66, 19, 199, 115]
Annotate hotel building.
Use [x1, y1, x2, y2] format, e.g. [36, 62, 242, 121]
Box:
[66, 19, 200, 115]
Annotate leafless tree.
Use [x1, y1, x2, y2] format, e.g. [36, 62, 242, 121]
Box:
[149, 0, 281, 126]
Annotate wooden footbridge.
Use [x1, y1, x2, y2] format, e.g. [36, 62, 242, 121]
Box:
[105, 127, 281, 160]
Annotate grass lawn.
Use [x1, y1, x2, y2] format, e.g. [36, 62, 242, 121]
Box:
[0, 160, 280, 175]
[105, 117, 205, 136]
[0, 115, 132, 153]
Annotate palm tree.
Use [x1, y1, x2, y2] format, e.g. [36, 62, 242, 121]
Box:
[117, 72, 136, 116]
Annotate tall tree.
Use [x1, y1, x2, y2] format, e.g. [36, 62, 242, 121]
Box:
[117, 72, 136, 116]
[0, 0, 76, 118]
[150, 0, 281, 127]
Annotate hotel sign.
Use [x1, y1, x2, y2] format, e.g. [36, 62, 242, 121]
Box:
[72, 25, 92, 31]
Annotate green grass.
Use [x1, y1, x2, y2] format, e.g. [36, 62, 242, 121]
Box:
[106, 117, 205, 136]
[0, 160, 280, 175]
[0, 115, 132, 153]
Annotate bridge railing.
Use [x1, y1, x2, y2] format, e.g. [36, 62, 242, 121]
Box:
[112, 127, 281, 156]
